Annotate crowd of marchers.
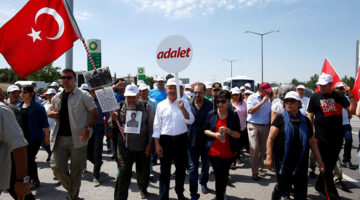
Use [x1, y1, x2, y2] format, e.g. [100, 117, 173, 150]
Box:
[1, 69, 360, 200]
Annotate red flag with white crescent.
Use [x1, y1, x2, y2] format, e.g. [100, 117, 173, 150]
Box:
[0, 0, 78, 78]
[316, 58, 342, 92]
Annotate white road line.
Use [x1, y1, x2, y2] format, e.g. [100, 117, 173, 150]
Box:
[342, 173, 360, 188]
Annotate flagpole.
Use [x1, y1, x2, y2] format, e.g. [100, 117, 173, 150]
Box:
[64, 0, 74, 70]
[62, 0, 97, 71]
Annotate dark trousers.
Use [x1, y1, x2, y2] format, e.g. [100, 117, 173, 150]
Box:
[239, 128, 250, 151]
[210, 156, 232, 200]
[87, 125, 105, 178]
[188, 145, 210, 198]
[342, 124, 353, 162]
[272, 158, 308, 200]
[28, 139, 42, 181]
[315, 138, 342, 200]
[7, 153, 35, 200]
[159, 134, 188, 200]
[114, 145, 150, 200]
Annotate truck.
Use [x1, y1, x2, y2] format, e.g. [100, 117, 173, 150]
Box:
[223, 76, 255, 91]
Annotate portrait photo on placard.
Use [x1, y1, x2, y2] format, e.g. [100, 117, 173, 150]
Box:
[124, 110, 142, 134]
[83, 67, 112, 89]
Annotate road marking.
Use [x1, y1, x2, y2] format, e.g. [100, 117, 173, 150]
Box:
[352, 131, 359, 135]
[342, 173, 360, 188]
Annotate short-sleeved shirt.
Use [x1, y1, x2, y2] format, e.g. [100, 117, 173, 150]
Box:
[232, 101, 247, 131]
[299, 96, 309, 116]
[149, 89, 167, 103]
[246, 92, 271, 124]
[272, 115, 313, 171]
[271, 98, 284, 115]
[208, 116, 236, 158]
[307, 91, 349, 142]
[0, 103, 28, 190]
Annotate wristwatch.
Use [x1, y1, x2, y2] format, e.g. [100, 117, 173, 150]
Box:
[84, 126, 92, 131]
[16, 176, 30, 183]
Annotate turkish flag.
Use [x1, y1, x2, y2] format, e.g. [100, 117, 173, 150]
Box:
[352, 65, 360, 101]
[0, 0, 78, 78]
[316, 58, 342, 92]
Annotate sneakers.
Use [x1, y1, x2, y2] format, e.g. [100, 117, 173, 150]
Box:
[201, 185, 209, 194]
[335, 179, 351, 192]
[258, 170, 266, 177]
[93, 178, 101, 187]
[149, 173, 155, 182]
[341, 161, 357, 170]
[309, 171, 317, 179]
[139, 190, 148, 199]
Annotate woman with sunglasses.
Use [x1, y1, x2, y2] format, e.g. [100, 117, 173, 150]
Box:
[204, 90, 241, 200]
[19, 85, 50, 189]
[230, 87, 249, 169]
[265, 91, 324, 200]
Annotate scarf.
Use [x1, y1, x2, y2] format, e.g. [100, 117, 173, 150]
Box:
[280, 110, 308, 175]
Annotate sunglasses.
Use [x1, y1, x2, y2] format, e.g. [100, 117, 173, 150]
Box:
[232, 94, 239, 96]
[284, 99, 297, 104]
[193, 91, 204, 95]
[337, 87, 345, 91]
[245, 93, 250, 96]
[215, 99, 227, 104]
[61, 76, 73, 80]
[20, 91, 29, 94]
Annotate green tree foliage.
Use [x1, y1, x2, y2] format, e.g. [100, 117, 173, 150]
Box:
[145, 76, 155, 89]
[26, 63, 61, 83]
[0, 68, 21, 83]
[165, 74, 174, 81]
[342, 75, 355, 89]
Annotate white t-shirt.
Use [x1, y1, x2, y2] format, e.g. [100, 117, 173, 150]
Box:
[44, 102, 55, 130]
[299, 96, 309, 116]
[271, 98, 284, 114]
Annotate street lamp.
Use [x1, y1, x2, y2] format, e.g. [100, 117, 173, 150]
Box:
[222, 58, 240, 88]
[245, 30, 279, 83]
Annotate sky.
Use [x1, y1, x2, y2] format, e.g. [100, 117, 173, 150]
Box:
[0, 0, 359, 84]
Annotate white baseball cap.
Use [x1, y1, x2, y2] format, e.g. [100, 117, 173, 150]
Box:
[124, 85, 139, 96]
[316, 73, 333, 85]
[245, 83, 251, 88]
[205, 82, 213, 89]
[155, 76, 165, 82]
[137, 80, 145, 86]
[296, 85, 305, 90]
[50, 82, 59, 87]
[45, 88, 57, 95]
[166, 78, 183, 87]
[138, 84, 150, 91]
[244, 90, 252, 94]
[185, 84, 192, 89]
[7, 85, 20, 93]
[80, 84, 89, 90]
[223, 86, 230, 91]
[284, 91, 301, 101]
[335, 82, 345, 88]
[231, 87, 241, 94]
[240, 86, 245, 90]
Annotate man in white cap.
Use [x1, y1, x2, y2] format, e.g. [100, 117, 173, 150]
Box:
[204, 82, 213, 100]
[111, 84, 154, 199]
[244, 83, 252, 91]
[153, 78, 194, 200]
[184, 84, 193, 99]
[296, 85, 309, 116]
[240, 86, 245, 93]
[139, 84, 157, 113]
[149, 76, 167, 103]
[49, 82, 60, 92]
[6, 85, 22, 106]
[307, 73, 356, 199]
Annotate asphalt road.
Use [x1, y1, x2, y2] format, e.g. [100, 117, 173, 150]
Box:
[1, 120, 360, 200]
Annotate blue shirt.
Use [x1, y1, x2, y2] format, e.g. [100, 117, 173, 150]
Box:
[20, 101, 49, 142]
[147, 97, 158, 113]
[114, 92, 125, 103]
[149, 89, 167, 103]
[246, 92, 271, 125]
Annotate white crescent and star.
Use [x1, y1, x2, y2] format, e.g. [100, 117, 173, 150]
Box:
[28, 7, 65, 43]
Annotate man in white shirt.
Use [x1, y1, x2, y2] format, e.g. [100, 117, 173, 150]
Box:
[296, 85, 309, 116]
[153, 79, 195, 200]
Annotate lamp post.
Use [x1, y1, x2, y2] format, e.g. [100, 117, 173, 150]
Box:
[222, 59, 239, 88]
[245, 30, 279, 83]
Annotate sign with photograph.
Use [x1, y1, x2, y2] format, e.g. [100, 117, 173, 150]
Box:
[83, 67, 112, 89]
[94, 87, 118, 112]
[124, 110, 142, 134]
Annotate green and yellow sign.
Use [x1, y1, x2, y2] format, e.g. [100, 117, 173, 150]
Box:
[87, 39, 101, 71]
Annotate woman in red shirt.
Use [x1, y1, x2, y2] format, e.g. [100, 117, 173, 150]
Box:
[204, 90, 241, 200]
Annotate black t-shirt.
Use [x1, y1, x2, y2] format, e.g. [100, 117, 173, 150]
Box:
[307, 91, 349, 142]
[58, 92, 72, 136]
[272, 115, 313, 171]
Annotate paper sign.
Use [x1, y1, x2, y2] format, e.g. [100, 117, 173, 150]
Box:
[83, 67, 112, 89]
[156, 35, 193, 73]
[124, 110, 142, 134]
[94, 87, 118, 112]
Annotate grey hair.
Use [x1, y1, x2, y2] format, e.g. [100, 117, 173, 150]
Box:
[277, 84, 295, 100]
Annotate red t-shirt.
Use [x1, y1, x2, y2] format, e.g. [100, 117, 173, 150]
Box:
[208, 116, 237, 158]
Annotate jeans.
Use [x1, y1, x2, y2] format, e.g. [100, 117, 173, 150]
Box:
[87, 125, 105, 179]
[342, 124, 352, 162]
[28, 139, 42, 182]
[188, 145, 210, 198]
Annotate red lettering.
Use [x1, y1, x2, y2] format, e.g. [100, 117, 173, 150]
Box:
[170, 50, 177, 58]
[180, 50, 186, 57]
[157, 52, 164, 59]
[186, 48, 191, 57]
[157, 47, 192, 59]
[177, 47, 181, 57]
[164, 48, 171, 58]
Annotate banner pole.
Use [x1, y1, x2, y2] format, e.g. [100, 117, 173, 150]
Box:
[175, 72, 181, 101]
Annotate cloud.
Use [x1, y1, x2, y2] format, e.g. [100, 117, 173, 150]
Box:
[120, 0, 297, 18]
[75, 10, 93, 21]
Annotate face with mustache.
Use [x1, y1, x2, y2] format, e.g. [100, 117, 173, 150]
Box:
[166, 85, 177, 102]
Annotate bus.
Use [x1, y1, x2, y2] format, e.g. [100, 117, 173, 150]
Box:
[223, 76, 255, 91]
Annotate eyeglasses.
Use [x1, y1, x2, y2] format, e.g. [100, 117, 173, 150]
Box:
[215, 99, 227, 104]
[244, 93, 250, 96]
[193, 91, 204, 95]
[232, 94, 239, 96]
[284, 99, 297, 104]
[336, 87, 345, 91]
[61, 76, 73, 80]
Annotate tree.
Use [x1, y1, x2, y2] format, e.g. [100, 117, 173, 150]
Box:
[26, 63, 61, 83]
[145, 76, 155, 89]
[342, 75, 355, 89]
[305, 74, 319, 91]
[165, 74, 174, 81]
[0, 68, 21, 83]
